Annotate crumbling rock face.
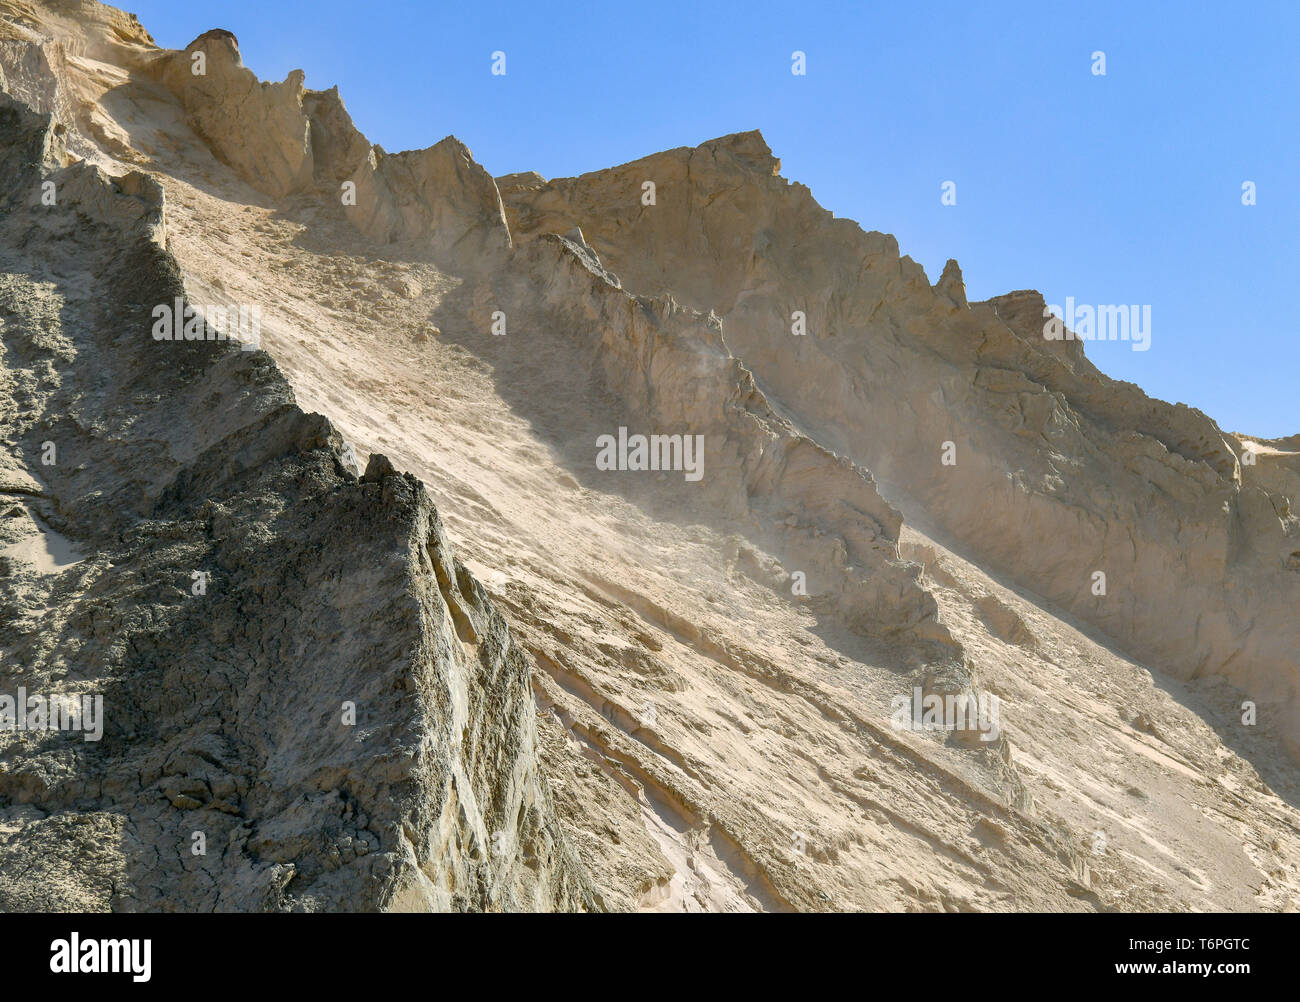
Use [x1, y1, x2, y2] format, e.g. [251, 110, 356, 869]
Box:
[301, 85, 370, 185]
[503, 232, 957, 655]
[0, 93, 593, 911]
[1, 0, 154, 60]
[498, 131, 1300, 757]
[344, 137, 512, 259]
[2, 0, 1298, 914]
[151, 29, 314, 199]
[146, 27, 511, 263]
[0, 32, 73, 128]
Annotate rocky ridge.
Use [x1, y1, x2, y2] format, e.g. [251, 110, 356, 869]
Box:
[0, 0, 1296, 912]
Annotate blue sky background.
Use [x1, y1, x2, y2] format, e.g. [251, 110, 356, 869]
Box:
[126, 1, 1298, 437]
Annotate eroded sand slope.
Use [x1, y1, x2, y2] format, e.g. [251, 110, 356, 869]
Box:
[0, 0, 1295, 911]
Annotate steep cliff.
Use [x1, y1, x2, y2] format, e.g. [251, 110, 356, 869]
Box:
[0, 89, 593, 911]
[497, 131, 1300, 757]
[0, 0, 1296, 914]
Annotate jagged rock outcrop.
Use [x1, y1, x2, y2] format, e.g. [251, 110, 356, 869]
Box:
[0, 91, 593, 911]
[499, 232, 959, 655]
[151, 29, 314, 198]
[497, 130, 1300, 757]
[343, 137, 512, 258]
[146, 27, 511, 262]
[0, 30, 72, 127]
[301, 85, 369, 184]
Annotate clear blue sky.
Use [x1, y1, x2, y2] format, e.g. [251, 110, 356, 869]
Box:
[126, 0, 1298, 438]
